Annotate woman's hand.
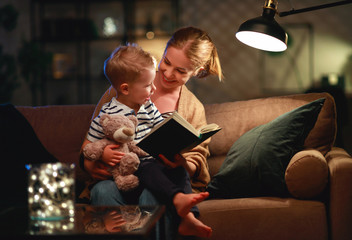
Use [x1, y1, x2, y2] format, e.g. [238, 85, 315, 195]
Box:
[82, 139, 112, 180]
[102, 144, 125, 166]
[84, 159, 111, 180]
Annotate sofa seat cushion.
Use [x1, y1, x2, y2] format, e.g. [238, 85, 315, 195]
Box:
[285, 149, 329, 199]
[197, 198, 328, 240]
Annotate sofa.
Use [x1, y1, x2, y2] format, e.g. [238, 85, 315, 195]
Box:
[15, 92, 352, 240]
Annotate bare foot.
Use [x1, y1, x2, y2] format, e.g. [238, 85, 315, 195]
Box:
[173, 192, 209, 217]
[178, 212, 212, 238]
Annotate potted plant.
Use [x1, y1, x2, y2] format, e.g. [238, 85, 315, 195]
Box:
[18, 40, 52, 106]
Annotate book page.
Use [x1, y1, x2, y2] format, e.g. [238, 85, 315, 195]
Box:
[137, 111, 222, 160]
[142, 111, 199, 139]
[200, 123, 221, 134]
[172, 112, 199, 136]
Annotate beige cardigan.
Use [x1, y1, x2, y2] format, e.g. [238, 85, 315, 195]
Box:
[92, 85, 211, 192]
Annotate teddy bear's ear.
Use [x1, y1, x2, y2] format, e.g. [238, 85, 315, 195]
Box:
[127, 115, 138, 127]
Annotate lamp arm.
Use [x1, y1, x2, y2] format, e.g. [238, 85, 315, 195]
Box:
[278, 0, 352, 17]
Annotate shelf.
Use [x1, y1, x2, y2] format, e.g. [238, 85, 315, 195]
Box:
[30, 0, 179, 105]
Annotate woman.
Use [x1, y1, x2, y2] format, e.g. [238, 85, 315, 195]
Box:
[81, 26, 223, 239]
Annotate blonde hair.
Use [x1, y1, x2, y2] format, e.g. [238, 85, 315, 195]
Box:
[104, 44, 156, 89]
[165, 26, 223, 81]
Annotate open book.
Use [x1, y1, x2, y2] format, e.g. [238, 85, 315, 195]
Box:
[137, 111, 221, 160]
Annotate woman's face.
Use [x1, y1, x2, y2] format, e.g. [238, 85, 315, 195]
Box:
[158, 46, 197, 90]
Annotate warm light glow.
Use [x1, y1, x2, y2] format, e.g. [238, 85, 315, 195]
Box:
[328, 73, 339, 85]
[103, 17, 117, 37]
[236, 31, 287, 52]
[146, 31, 155, 40]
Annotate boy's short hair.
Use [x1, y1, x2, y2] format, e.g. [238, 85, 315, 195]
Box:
[104, 43, 156, 89]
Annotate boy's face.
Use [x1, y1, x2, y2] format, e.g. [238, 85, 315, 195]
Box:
[128, 67, 156, 106]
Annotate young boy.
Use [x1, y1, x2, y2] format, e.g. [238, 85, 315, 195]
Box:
[85, 44, 212, 238]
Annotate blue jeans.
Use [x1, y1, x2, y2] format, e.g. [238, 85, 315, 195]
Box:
[90, 180, 179, 240]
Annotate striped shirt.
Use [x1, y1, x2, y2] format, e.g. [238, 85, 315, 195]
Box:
[87, 97, 164, 146]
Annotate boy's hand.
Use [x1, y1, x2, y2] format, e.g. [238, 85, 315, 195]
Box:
[103, 210, 126, 233]
[102, 144, 125, 166]
[159, 153, 187, 168]
[159, 153, 196, 177]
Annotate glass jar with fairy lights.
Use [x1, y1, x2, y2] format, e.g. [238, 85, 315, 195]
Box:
[26, 163, 75, 221]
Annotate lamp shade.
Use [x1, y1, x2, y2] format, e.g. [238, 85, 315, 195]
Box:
[236, 0, 352, 52]
[236, 15, 288, 52]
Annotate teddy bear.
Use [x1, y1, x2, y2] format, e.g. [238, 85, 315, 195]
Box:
[83, 114, 146, 191]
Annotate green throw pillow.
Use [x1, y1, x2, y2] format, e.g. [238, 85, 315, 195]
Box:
[207, 98, 325, 199]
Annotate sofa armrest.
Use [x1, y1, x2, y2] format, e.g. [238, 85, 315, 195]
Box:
[285, 149, 328, 199]
[325, 147, 352, 240]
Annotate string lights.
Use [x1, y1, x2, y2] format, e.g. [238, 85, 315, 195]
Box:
[27, 163, 75, 221]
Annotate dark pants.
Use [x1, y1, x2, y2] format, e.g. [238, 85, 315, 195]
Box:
[136, 158, 199, 216]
